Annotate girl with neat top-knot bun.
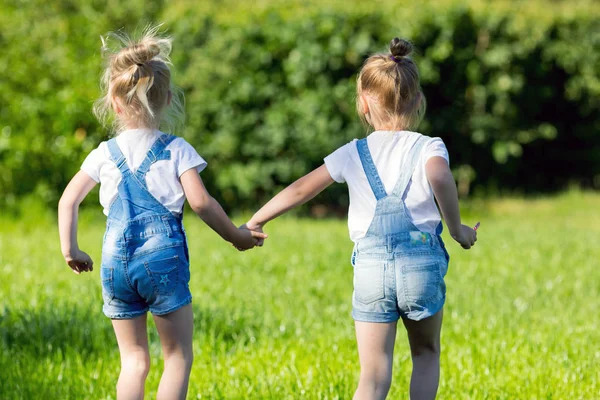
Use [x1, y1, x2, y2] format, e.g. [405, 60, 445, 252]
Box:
[58, 25, 266, 399]
[246, 37, 477, 400]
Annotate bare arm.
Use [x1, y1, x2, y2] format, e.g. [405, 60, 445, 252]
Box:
[58, 171, 98, 273]
[425, 156, 476, 249]
[180, 169, 266, 250]
[247, 164, 334, 229]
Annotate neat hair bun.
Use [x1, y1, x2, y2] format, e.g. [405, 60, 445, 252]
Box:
[389, 37, 413, 58]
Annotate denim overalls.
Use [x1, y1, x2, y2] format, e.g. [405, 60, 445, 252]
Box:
[351, 135, 449, 322]
[100, 134, 191, 319]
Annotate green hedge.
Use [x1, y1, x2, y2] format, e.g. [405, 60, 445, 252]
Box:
[1, 0, 599, 211]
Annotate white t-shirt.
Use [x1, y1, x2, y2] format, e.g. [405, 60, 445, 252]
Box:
[324, 130, 449, 242]
[81, 129, 207, 216]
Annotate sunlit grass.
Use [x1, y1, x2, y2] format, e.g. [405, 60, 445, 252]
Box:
[1, 191, 599, 399]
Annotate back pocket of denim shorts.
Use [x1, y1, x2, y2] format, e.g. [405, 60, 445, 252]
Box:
[144, 255, 180, 296]
[402, 261, 442, 303]
[353, 261, 386, 304]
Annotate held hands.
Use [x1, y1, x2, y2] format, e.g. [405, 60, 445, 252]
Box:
[233, 224, 268, 251]
[64, 249, 94, 274]
[451, 224, 478, 249]
[245, 221, 266, 247]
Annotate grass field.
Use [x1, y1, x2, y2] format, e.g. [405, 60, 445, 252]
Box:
[1, 192, 599, 399]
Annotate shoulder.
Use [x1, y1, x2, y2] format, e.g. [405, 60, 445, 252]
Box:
[87, 140, 111, 160]
[418, 134, 449, 163]
[166, 136, 204, 160]
[325, 139, 358, 162]
[324, 139, 358, 183]
[162, 134, 208, 175]
[165, 135, 196, 152]
[80, 140, 112, 182]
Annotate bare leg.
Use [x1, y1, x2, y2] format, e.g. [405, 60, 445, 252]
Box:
[402, 309, 443, 400]
[153, 304, 194, 400]
[353, 321, 397, 400]
[112, 314, 150, 400]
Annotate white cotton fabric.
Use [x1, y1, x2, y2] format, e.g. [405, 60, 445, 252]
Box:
[81, 129, 207, 216]
[324, 130, 449, 242]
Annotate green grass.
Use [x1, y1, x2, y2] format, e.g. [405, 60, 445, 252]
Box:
[1, 191, 599, 399]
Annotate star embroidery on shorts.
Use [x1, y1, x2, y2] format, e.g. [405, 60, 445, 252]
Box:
[159, 274, 170, 286]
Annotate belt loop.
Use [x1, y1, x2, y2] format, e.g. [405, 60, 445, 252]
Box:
[162, 215, 173, 238]
[386, 235, 392, 253]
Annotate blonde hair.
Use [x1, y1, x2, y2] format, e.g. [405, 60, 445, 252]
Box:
[93, 25, 184, 134]
[356, 38, 425, 131]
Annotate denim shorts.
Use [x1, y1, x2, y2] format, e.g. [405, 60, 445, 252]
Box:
[351, 231, 449, 322]
[100, 216, 192, 319]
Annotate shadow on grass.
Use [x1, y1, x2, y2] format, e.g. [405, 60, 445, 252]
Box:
[0, 303, 263, 358]
[0, 305, 114, 357]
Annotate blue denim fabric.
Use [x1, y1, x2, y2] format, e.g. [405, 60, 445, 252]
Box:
[100, 134, 192, 319]
[352, 136, 449, 322]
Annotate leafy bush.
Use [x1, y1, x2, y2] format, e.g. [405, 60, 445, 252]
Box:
[1, 0, 598, 210]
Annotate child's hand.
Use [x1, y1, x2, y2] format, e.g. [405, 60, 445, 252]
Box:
[233, 225, 268, 251]
[450, 224, 477, 249]
[64, 249, 94, 274]
[245, 221, 266, 247]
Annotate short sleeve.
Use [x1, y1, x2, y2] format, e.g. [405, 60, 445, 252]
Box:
[424, 137, 450, 165]
[324, 141, 353, 183]
[172, 138, 207, 177]
[80, 146, 104, 182]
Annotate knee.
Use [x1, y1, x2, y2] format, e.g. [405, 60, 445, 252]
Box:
[359, 368, 392, 398]
[122, 351, 150, 378]
[411, 342, 440, 360]
[164, 348, 194, 370]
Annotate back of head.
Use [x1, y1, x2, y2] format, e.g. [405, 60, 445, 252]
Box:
[356, 38, 425, 131]
[94, 25, 184, 134]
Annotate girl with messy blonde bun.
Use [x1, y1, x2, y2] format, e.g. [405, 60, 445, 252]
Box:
[58, 25, 266, 399]
[246, 38, 478, 399]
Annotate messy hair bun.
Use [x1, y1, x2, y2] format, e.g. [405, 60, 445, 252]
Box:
[93, 25, 184, 134]
[112, 39, 165, 73]
[356, 37, 425, 131]
[389, 37, 413, 59]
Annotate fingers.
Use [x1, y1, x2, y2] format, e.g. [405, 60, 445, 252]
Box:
[67, 259, 93, 273]
[82, 259, 94, 272]
[250, 231, 268, 239]
[79, 260, 93, 272]
[464, 230, 477, 249]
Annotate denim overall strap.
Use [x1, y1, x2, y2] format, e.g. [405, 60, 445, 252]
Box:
[391, 135, 429, 198]
[357, 138, 387, 201]
[135, 134, 177, 178]
[107, 138, 130, 175]
[106, 134, 177, 221]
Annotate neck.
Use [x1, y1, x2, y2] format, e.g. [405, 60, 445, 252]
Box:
[371, 121, 404, 131]
[118, 119, 158, 132]
[123, 126, 155, 131]
[366, 111, 404, 131]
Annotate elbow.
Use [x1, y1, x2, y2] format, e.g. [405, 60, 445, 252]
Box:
[58, 194, 76, 211]
[429, 175, 451, 190]
[189, 194, 213, 216]
[428, 170, 455, 190]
